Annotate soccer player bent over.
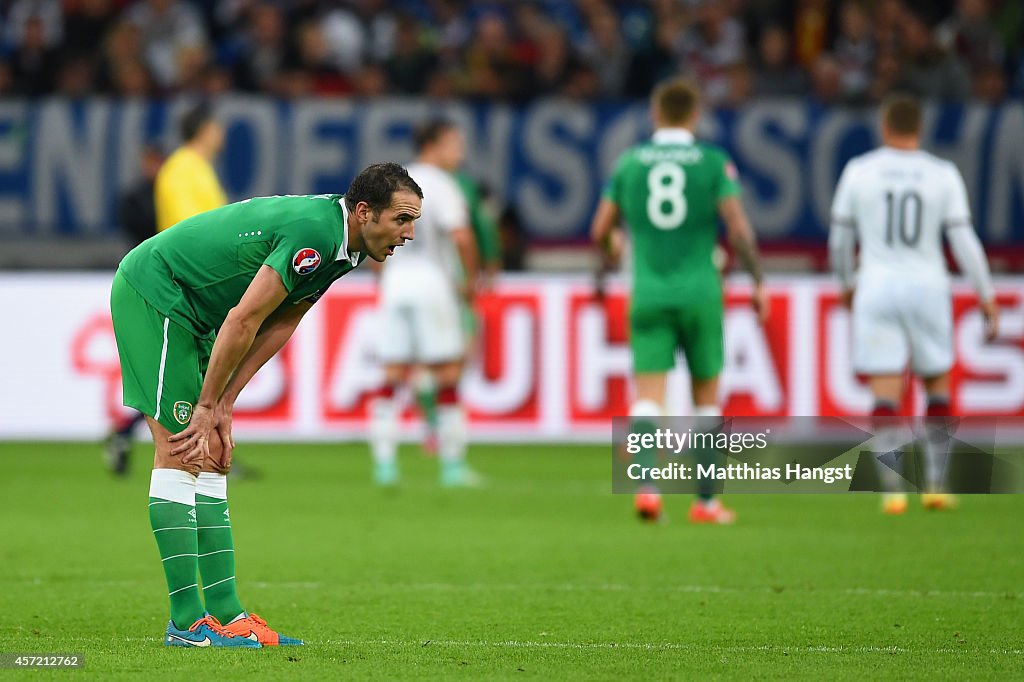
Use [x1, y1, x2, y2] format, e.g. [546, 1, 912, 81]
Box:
[829, 95, 998, 514]
[591, 78, 767, 524]
[110, 164, 422, 646]
[370, 121, 480, 487]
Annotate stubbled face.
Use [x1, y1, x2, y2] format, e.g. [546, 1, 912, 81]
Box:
[360, 190, 421, 261]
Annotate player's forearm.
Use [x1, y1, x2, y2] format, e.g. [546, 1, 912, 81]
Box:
[196, 313, 264, 409]
[222, 315, 300, 406]
[948, 226, 995, 302]
[828, 226, 857, 290]
[727, 226, 764, 284]
[455, 232, 480, 291]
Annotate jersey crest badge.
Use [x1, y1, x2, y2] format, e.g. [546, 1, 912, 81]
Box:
[173, 401, 193, 425]
[293, 248, 321, 275]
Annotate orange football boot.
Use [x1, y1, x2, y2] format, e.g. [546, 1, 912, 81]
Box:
[222, 613, 303, 646]
[688, 499, 737, 524]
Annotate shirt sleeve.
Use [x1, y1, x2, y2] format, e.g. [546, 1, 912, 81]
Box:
[943, 163, 972, 229]
[830, 162, 857, 229]
[433, 176, 470, 233]
[715, 152, 742, 201]
[263, 223, 334, 293]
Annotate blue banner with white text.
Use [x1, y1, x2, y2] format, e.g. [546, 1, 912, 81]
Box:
[0, 98, 1021, 243]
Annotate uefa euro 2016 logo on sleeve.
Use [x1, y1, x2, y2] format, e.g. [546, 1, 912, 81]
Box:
[292, 248, 321, 275]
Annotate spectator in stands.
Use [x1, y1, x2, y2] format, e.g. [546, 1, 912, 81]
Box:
[97, 21, 144, 94]
[9, 14, 59, 96]
[936, 0, 1005, 70]
[321, 0, 397, 75]
[353, 63, 391, 96]
[897, 12, 971, 101]
[109, 58, 154, 97]
[792, 0, 828, 68]
[119, 143, 165, 249]
[53, 53, 96, 98]
[384, 14, 438, 94]
[175, 43, 211, 93]
[623, 0, 678, 98]
[4, 0, 62, 50]
[127, 0, 208, 90]
[0, 60, 10, 94]
[233, 2, 289, 94]
[430, 0, 473, 69]
[283, 22, 351, 97]
[577, 4, 632, 98]
[63, 0, 118, 55]
[869, 47, 904, 101]
[873, 0, 907, 54]
[971, 60, 1008, 103]
[811, 53, 844, 104]
[679, 1, 747, 106]
[533, 23, 580, 96]
[753, 24, 810, 97]
[834, 1, 875, 103]
[723, 61, 754, 106]
[461, 13, 531, 100]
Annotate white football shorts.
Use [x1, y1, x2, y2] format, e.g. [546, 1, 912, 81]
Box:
[852, 276, 953, 377]
[376, 261, 464, 364]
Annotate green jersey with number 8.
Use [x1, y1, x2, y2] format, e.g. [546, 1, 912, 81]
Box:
[603, 129, 740, 306]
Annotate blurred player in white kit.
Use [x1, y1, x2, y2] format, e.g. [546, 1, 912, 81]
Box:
[369, 120, 480, 486]
[829, 94, 999, 513]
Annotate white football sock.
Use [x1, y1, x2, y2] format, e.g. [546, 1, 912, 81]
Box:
[370, 398, 399, 467]
[437, 404, 466, 464]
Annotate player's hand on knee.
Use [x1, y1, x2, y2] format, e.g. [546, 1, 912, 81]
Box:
[839, 288, 855, 310]
[215, 401, 235, 474]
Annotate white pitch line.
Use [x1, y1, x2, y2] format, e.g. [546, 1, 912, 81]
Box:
[44, 635, 1024, 656]
[322, 639, 1024, 656]
[246, 581, 1024, 600]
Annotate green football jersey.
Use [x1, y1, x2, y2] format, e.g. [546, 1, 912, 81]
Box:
[118, 194, 365, 337]
[603, 129, 740, 305]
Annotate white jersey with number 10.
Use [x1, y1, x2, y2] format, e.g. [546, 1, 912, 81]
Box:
[831, 147, 972, 288]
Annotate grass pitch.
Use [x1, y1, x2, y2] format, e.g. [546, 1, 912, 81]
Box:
[1, 442, 1022, 680]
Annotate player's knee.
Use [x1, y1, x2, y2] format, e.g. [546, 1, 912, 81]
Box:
[153, 447, 202, 477]
[201, 429, 229, 475]
[432, 361, 461, 389]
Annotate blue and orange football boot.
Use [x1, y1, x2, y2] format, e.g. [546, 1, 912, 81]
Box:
[223, 612, 304, 646]
[165, 614, 262, 648]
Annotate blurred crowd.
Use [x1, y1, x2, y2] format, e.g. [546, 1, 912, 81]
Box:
[0, 0, 1021, 104]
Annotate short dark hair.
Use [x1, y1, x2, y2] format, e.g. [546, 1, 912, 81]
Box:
[413, 119, 457, 153]
[652, 78, 701, 126]
[180, 103, 215, 143]
[881, 94, 922, 136]
[345, 162, 423, 215]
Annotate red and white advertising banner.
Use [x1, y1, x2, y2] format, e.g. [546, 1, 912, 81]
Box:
[1, 273, 1022, 441]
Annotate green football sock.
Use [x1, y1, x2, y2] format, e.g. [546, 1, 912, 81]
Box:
[695, 409, 723, 502]
[415, 381, 439, 434]
[196, 473, 245, 623]
[149, 469, 204, 630]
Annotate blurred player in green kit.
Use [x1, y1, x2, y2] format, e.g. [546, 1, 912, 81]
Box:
[591, 78, 768, 524]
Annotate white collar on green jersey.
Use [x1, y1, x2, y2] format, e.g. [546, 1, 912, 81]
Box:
[337, 198, 361, 265]
[652, 128, 695, 145]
